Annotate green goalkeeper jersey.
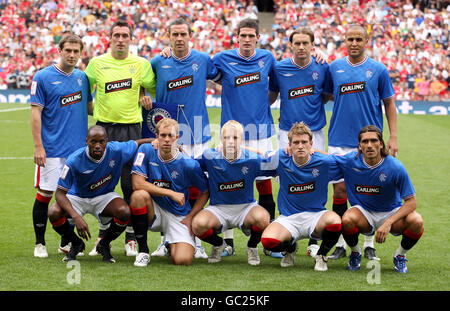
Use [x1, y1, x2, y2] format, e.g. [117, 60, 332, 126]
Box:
[85, 52, 156, 123]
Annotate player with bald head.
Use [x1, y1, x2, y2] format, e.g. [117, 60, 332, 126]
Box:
[192, 120, 271, 266]
[48, 125, 153, 263]
[327, 24, 398, 261]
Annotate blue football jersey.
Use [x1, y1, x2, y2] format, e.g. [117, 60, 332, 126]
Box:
[262, 150, 342, 216]
[150, 50, 220, 145]
[212, 48, 276, 140]
[328, 56, 395, 148]
[58, 141, 138, 198]
[333, 152, 415, 212]
[197, 148, 268, 205]
[30, 64, 92, 157]
[131, 144, 209, 216]
[269, 56, 332, 131]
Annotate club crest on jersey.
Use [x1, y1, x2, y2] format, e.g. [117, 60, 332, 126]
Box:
[145, 107, 172, 135]
[339, 82, 366, 95]
[171, 170, 179, 179]
[312, 168, 320, 177]
[355, 184, 380, 195]
[192, 62, 199, 71]
[105, 78, 132, 93]
[218, 179, 245, 192]
[60, 91, 82, 107]
[288, 182, 315, 194]
[288, 85, 314, 99]
[77, 78, 82, 86]
[379, 172, 387, 182]
[241, 166, 249, 175]
[167, 75, 193, 91]
[234, 72, 260, 87]
[152, 179, 171, 189]
[312, 71, 319, 81]
[258, 60, 265, 68]
[109, 159, 115, 168]
[89, 173, 112, 191]
[366, 69, 373, 78]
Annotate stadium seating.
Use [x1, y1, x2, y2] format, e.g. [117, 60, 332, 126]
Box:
[0, 0, 448, 101]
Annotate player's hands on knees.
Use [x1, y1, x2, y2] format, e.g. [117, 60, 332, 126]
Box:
[34, 146, 46, 167]
[140, 96, 153, 110]
[73, 216, 91, 241]
[170, 191, 185, 206]
[160, 47, 172, 58]
[181, 215, 194, 236]
[375, 222, 391, 243]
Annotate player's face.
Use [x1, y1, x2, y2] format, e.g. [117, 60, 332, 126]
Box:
[359, 132, 383, 163]
[169, 24, 192, 56]
[289, 134, 312, 161]
[238, 27, 259, 56]
[221, 127, 242, 160]
[110, 26, 131, 56]
[59, 42, 82, 69]
[344, 28, 368, 61]
[157, 125, 179, 155]
[86, 132, 108, 160]
[291, 33, 313, 61]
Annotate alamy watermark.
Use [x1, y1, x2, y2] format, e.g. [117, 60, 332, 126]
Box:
[366, 260, 381, 285]
[66, 260, 81, 285]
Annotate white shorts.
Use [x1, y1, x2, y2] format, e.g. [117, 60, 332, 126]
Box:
[205, 201, 258, 236]
[278, 128, 325, 151]
[245, 137, 274, 181]
[34, 158, 67, 191]
[328, 146, 358, 184]
[351, 205, 401, 236]
[273, 210, 327, 241]
[66, 192, 121, 225]
[149, 200, 196, 247]
[180, 141, 210, 159]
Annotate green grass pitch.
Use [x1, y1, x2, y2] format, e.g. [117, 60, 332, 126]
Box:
[0, 102, 449, 292]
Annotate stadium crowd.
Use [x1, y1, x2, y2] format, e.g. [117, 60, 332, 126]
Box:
[0, 0, 448, 101]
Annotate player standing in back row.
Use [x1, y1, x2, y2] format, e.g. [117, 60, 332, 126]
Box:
[140, 18, 221, 258]
[327, 24, 398, 261]
[211, 18, 278, 257]
[84, 20, 156, 256]
[269, 27, 333, 257]
[30, 34, 92, 258]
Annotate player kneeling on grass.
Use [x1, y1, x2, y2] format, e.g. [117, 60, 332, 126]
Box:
[260, 122, 343, 271]
[130, 118, 209, 267]
[334, 125, 424, 273]
[192, 120, 270, 266]
[48, 125, 152, 263]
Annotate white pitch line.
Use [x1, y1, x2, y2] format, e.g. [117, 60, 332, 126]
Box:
[0, 157, 33, 160]
[0, 107, 30, 113]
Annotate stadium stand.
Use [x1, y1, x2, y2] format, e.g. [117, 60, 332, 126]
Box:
[0, 0, 448, 101]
